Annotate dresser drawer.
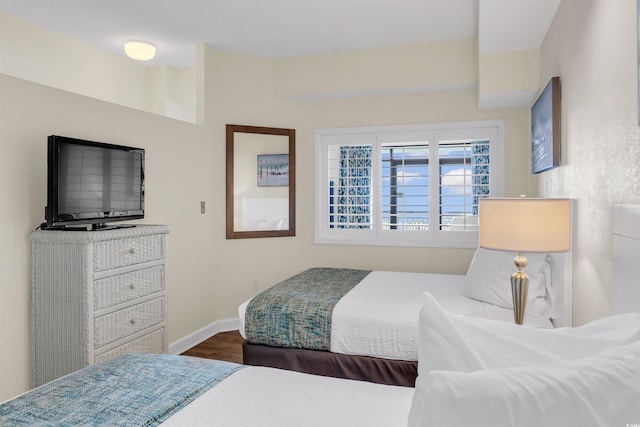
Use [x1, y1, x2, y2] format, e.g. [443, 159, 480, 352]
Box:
[94, 297, 165, 348]
[93, 265, 165, 310]
[94, 328, 166, 364]
[94, 234, 165, 271]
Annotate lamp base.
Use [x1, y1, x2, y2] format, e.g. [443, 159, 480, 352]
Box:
[511, 253, 529, 325]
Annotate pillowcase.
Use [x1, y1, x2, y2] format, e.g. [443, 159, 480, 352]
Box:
[463, 248, 551, 315]
[408, 340, 640, 427]
[417, 292, 640, 376]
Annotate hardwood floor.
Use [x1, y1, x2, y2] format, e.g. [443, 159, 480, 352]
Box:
[181, 330, 244, 364]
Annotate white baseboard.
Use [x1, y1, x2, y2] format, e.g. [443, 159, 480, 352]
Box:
[168, 317, 240, 355]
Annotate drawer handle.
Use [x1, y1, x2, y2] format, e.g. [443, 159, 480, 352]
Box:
[130, 319, 136, 325]
[129, 283, 135, 290]
[129, 248, 136, 254]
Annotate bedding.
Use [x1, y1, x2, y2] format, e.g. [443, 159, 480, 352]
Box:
[409, 340, 640, 427]
[330, 270, 551, 361]
[409, 293, 640, 426]
[239, 248, 561, 386]
[240, 267, 553, 361]
[417, 292, 640, 374]
[245, 267, 371, 350]
[162, 364, 413, 427]
[241, 340, 419, 386]
[5, 313, 637, 427]
[0, 354, 414, 427]
[462, 250, 552, 315]
[0, 353, 244, 426]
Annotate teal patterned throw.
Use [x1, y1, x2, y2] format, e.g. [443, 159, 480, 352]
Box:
[245, 267, 371, 350]
[0, 353, 244, 426]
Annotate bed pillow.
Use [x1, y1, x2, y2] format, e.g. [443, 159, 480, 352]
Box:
[408, 340, 640, 427]
[463, 248, 551, 315]
[417, 292, 640, 375]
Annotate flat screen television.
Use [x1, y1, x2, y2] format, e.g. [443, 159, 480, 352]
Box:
[44, 135, 145, 230]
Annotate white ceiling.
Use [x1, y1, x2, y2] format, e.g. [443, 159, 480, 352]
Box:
[0, 0, 561, 68]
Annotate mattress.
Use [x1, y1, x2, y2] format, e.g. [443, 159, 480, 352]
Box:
[239, 270, 553, 361]
[161, 365, 413, 427]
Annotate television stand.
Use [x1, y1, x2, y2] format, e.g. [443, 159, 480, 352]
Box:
[31, 224, 169, 386]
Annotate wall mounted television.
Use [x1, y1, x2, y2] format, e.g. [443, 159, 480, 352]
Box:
[43, 135, 145, 230]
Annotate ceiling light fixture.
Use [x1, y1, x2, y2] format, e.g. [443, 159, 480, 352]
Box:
[124, 40, 156, 61]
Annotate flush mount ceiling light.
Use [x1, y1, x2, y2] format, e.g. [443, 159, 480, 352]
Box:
[124, 40, 156, 61]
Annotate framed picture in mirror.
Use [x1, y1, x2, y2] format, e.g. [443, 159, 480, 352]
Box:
[257, 154, 289, 187]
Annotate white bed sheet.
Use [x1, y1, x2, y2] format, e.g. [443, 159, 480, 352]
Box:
[161, 366, 413, 427]
[238, 270, 553, 361]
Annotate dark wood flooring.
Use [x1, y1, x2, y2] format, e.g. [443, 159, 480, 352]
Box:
[181, 330, 243, 364]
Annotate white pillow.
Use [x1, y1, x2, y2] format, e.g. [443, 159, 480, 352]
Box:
[418, 292, 640, 375]
[409, 340, 640, 427]
[463, 248, 551, 315]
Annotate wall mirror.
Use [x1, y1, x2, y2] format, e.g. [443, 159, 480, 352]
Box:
[226, 124, 296, 239]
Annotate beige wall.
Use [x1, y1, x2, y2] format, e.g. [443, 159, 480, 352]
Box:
[274, 39, 476, 98]
[0, 24, 534, 401]
[478, 49, 540, 108]
[0, 75, 214, 401]
[203, 45, 532, 318]
[535, 0, 640, 324]
[0, 12, 197, 124]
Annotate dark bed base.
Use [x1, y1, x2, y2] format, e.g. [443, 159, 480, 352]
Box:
[242, 341, 417, 387]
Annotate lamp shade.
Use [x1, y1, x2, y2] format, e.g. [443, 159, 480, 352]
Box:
[479, 198, 571, 253]
[124, 40, 156, 61]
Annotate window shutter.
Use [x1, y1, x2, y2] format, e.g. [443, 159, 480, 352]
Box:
[438, 139, 490, 231]
[381, 144, 430, 230]
[315, 121, 503, 248]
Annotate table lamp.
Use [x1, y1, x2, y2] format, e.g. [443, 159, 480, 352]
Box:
[479, 197, 571, 325]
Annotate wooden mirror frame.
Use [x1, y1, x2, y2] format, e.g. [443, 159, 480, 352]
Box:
[226, 124, 296, 239]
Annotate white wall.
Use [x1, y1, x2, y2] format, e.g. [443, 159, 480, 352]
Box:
[0, 24, 533, 401]
[535, 0, 640, 324]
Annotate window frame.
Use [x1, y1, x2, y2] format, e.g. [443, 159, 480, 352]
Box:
[314, 120, 505, 248]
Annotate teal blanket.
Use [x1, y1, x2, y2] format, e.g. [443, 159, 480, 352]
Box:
[0, 353, 244, 426]
[245, 267, 371, 350]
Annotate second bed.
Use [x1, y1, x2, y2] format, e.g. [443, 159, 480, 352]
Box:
[239, 247, 572, 386]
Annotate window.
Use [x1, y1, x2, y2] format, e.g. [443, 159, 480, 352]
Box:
[315, 121, 504, 247]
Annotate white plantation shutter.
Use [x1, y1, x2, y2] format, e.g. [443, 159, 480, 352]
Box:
[438, 139, 490, 231]
[315, 121, 503, 248]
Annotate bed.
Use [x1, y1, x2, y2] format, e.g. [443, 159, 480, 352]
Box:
[2, 205, 639, 426]
[2, 323, 637, 427]
[239, 247, 573, 386]
[0, 353, 413, 426]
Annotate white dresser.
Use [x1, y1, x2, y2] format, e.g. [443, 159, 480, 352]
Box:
[31, 225, 169, 386]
